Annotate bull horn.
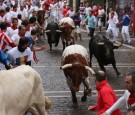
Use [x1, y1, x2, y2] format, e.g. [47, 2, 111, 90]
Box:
[60, 64, 72, 70]
[85, 66, 95, 75]
[45, 30, 51, 33]
[98, 42, 104, 45]
[56, 30, 62, 32]
[113, 42, 122, 47]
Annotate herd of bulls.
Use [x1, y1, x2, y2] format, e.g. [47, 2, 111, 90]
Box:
[44, 17, 122, 104]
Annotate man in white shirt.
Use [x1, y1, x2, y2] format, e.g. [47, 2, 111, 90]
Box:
[10, 5, 18, 18]
[97, 5, 105, 32]
[11, 25, 26, 44]
[106, 11, 119, 42]
[0, 0, 7, 10]
[6, 18, 18, 38]
[17, 5, 28, 20]
[84, 3, 92, 15]
[7, 37, 32, 67]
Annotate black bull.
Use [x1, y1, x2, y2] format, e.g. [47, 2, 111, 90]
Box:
[45, 23, 61, 52]
[89, 35, 122, 77]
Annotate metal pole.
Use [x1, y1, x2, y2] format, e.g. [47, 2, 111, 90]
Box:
[133, 0, 135, 34]
[105, 0, 108, 27]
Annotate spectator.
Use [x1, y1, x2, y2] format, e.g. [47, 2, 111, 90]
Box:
[0, 22, 16, 52]
[11, 25, 26, 44]
[84, 10, 97, 38]
[101, 71, 135, 115]
[71, 11, 82, 40]
[17, 14, 22, 27]
[6, 18, 18, 38]
[27, 29, 47, 63]
[127, 106, 135, 115]
[0, 50, 13, 70]
[120, 9, 131, 45]
[97, 5, 105, 32]
[7, 37, 32, 67]
[106, 11, 119, 42]
[88, 70, 122, 115]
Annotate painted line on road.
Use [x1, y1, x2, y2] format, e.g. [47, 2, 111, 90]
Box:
[54, 47, 135, 52]
[45, 90, 125, 93]
[45, 90, 125, 97]
[33, 64, 135, 68]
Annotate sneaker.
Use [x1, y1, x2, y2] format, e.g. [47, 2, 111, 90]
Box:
[127, 42, 132, 45]
[123, 40, 128, 44]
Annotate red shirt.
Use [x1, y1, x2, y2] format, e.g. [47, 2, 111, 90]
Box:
[93, 80, 122, 115]
[44, 1, 50, 10]
[93, 9, 98, 17]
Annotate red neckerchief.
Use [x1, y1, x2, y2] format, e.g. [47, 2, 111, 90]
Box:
[111, 15, 114, 19]
[11, 26, 17, 30]
[96, 80, 108, 91]
[18, 33, 24, 38]
[98, 7, 102, 10]
[127, 94, 135, 107]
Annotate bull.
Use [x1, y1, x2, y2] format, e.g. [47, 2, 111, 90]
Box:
[89, 35, 122, 77]
[59, 17, 75, 50]
[0, 65, 51, 115]
[60, 44, 95, 104]
[45, 22, 62, 52]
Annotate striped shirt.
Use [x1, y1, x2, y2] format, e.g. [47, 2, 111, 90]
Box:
[0, 31, 16, 51]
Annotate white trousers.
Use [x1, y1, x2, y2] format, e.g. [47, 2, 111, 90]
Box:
[86, 25, 90, 34]
[106, 27, 117, 41]
[121, 26, 131, 43]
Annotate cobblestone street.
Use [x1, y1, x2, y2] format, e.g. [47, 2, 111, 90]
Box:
[30, 31, 135, 115]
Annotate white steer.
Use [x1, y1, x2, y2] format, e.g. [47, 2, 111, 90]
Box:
[0, 65, 47, 115]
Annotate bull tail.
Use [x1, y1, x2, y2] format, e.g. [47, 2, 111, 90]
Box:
[45, 96, 52, 110]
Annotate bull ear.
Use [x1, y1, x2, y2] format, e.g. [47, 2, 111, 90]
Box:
[85, 66, 95, 75]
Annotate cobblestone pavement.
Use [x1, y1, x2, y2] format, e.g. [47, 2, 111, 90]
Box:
[32, 31, 135, 115]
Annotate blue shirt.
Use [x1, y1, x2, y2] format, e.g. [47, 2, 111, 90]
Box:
[0, 50, 9, 66]
[86, 15, 97, 28]
[122, 14, 130, 26]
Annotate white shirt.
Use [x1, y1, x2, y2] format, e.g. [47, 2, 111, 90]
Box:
[106, 90, 130, 115]
[109, 11, 118, 19]
[67, 10, 74, 17]
[7, 47, 32, 67]
[10, 11, 18, 18]
[17, 8, 28, 20]
[0, 3, 7, 10]
[6, 27, 18, 38]
[107, 16, 119, 29]
[85, 7, 92, 15]
[11, 34, 21, 44]
[98, 9, 105, 17]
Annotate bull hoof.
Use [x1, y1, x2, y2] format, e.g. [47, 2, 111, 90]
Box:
[117, 73, 122, 77]
[72, 98, 77, 104]
[54, 44, 58, 47]
[49, 50, 53, 53]
[81, 96, 87, 102]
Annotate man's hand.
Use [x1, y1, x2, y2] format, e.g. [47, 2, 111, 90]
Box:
[40, 45, 48, 50]
[88, 105, 97, 111]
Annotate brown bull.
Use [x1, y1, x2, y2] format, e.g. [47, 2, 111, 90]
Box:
[59, 17, 76, 50]
[60, 45, 95, 104]
[36, 10, 46, 39]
